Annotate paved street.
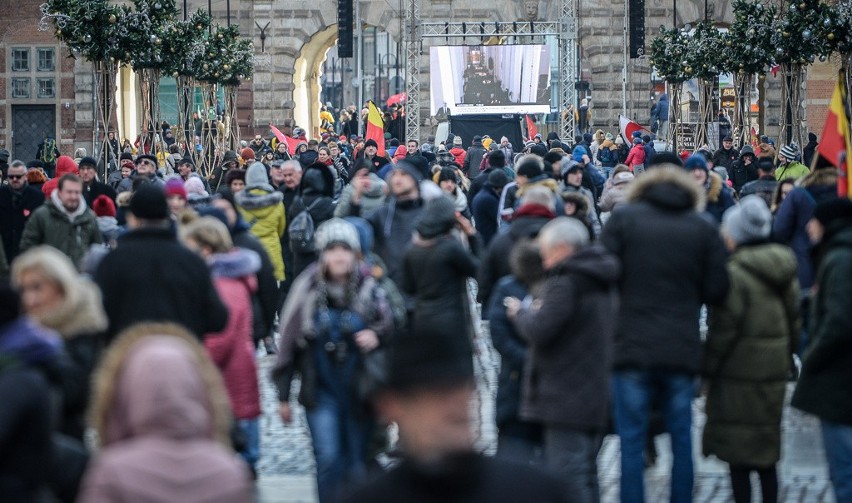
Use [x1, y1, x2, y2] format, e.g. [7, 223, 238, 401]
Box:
[253, 329, 834, 503]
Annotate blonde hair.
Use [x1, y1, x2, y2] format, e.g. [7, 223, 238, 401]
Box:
[179, 216, 233, 254]
[11, 246, 78, 298]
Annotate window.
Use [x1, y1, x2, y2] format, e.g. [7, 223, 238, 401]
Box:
[37, 48, 55, 72]
[12, 78, 30, 98]
[12, 48, 29, 72]
[37, 78, 55, 98]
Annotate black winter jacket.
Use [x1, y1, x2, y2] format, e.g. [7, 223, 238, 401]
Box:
[601, 168, 729, 374]
[0, 185, 44, 261]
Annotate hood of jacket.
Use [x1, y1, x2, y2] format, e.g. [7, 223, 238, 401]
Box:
[600, 139, 616, 149]
[731, 243, 798, 290]
[508, 213, 552, 241]
[234, 187, 284, 214]
[300, 163, 336, 198]
[551, 244, 621, 286]
[705, 170, 724, 203]
[54, 156, 79, 177]
[516, 176, 560, 198]
[362, 173, 386, 199]
[0, 317, 62, 365]
[90, 325, 232, 447]
[49, 187, 90, 223]
[33, 278, 108, 339]
[627, 167, 705, 212]
[208, 248, 261, 280]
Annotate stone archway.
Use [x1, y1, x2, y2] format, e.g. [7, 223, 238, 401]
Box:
[293, 25, 338, 138]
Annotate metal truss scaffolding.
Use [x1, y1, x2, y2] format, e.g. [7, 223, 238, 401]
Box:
[403, 2, 578, 142]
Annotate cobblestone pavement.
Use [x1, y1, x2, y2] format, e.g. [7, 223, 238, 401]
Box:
[255, 326, 834, 503]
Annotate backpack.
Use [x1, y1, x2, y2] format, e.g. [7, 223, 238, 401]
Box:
[289, 198, 320, 254]
[598, 146, 615, 165]
[41, 138, 57, 165]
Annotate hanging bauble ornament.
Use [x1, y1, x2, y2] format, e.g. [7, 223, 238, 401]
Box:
[203, 63, 209, 70]
[84, 34, 92, 42]
[214, 72, 219, 77]
[823, 18, 831, 27]
[739, 63, 744, 69]
[745, 44, 752, 51]
[220, 47, 226, 54]
[154, 2, 161, 8]
[218, 33, 223, 39]
[783, 32, 790, 38]
[828, 33, 836, 40]
[685, 66, 692, 73]
[170, 47, 175, 53]
[776, 47, 784, 55]
[789, 4, 796, 12]
[156, 38, 162, 45]
[223, 64, 230, 70]
[808, 55, 815, 63]
[173, 71, 179, 77]
[150, 34, 158, 43]
[109, 14, 117, 24]
[799, 2, 805, 9]
[802, 29, 811, 40]
[819, 54, 827, 62]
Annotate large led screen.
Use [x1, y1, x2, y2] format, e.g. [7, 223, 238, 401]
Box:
[430, 45, 552, 116]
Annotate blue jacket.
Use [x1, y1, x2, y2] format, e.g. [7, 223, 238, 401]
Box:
[471, 184, 501, 246]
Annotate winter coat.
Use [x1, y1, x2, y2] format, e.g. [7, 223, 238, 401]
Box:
[340, 453, 566, 503]
[463, 142, 487, 177]
[772, 168, 838, 291]
[450, 147, 466, 167]
[79, 328, 252, 502]
[94, 226, 228, 342]
[656, 94, 670, 119]
[803, 140, 818, 167]
[334, 173, 386, 218]
[477, 207, 553, 308]
[514, 245, 620, 431]
[739, 176, 777, 208]
[625, 143, 645, 168]
[352, 197, 424, 287]
[471, 184, 501, 246]
[30, 276, 108, 440]
[236, 188, 286, 281]
[596, 140, 619, 167]
[712, 147, 739, 170]
[272, 263, 394, 406]
[0, 318, 58, 502]
[203, 249, 262, 420]
[703, 171, 737, 224]
[82, 181, 117, 208]
[792, 224, 852, 425]
[288, 164, 337, 278]
[601, 168, 730, 373]
[703, 244, 799, 466]
[730, 156, 759, 193]
[230, 226, 278, 344]
[774, 161, 810, 182]
[19, 190, 103, 267]
[0, 184, 45, 261]
[401, 232, 480, 347]
[599, 183, 631, 212]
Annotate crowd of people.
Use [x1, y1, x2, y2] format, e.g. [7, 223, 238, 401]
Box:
[0, 116, 851, 503]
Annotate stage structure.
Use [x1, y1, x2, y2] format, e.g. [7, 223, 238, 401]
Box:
[404, 0, 578, 142]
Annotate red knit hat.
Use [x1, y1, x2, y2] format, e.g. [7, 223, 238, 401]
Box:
[92, 194, 116, 217]
[164, 178, 188, 200]
[240, 147, 255, 162]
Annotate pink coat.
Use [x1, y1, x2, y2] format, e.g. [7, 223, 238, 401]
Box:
[203, 249, 262, 420]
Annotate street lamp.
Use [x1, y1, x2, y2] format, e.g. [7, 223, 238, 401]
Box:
[377, 53, 398, 105]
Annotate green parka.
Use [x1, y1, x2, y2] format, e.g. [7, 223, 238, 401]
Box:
[235, 188, 286, 281]
[19, 191, 102, 267]
[703, 243, 800, 467]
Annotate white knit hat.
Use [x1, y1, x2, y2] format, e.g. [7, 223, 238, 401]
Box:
[723, 195, 772, 245]
[314, 218, 361, 252]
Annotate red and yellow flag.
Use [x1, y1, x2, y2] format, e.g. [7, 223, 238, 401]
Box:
[366, 101, 386, 158]
[817, 70, 852, 198]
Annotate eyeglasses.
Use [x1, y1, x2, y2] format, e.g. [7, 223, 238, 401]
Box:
[7, 174, 24, 180]
[138, 159, 156, 166]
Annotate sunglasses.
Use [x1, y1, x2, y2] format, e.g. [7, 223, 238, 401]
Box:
[7, 174, 24, 180]
[138, 159, 156, 166]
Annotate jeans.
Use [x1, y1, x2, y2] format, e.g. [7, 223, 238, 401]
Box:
[612, 369, 695, 503]
[821, 420, 852, 503]
[237, 418, 260, 471]
[544, 427, 603, 503]
[305, 390, 372, 503]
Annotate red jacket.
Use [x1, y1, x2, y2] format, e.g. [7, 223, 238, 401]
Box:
[204, 253, 261, 420]
[450, 147, 466, 167]
[625, 143, 646, 168]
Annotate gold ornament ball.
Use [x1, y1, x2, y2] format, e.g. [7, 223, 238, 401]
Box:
[685, 66, 692, 73]
[156, 38, 162, 45]
[783, 32, 790, 38]
[828, 33, 835, 40]
[799, 2, 805, 9]
[203, 63, 209, 70]
[172, 71, 179, 77]
[223, 64, 230, 70]
[109, 14, 117, 24]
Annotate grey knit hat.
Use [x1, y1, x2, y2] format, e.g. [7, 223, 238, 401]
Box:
[723, 195, 772, 245]
[245, 161, 274, 191]
[314, 218, 361, 253]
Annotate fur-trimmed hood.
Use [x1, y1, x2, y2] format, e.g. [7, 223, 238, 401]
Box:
[88, 322, 232, 448]
[234, 186, 284, 211]
[208, 248, 261, 280]
[626, 167, 705, 212]
[705, 170, 724, 204]
[798, 167, 838, 189]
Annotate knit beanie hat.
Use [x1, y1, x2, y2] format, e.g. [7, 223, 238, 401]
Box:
[488, 169, 510, 189]
[684, 153, 708, 172]
[723, 195, 772, 245]
[364, 139, 379, 149]
[394, 159, 425, 183]
[416, 196, 457, 239]
[453, 135, 463, 146]
[92, 194, 116, 217]
[240, 147, 256, 162]
[164, 178, 187, 200]
[129, 184, 169, 220]
[437, 166, 460, 184]
[79, 156, 98, 169]
[516, 155, 544, 178]
[612, 171, 635, 186]
[780, 144, 800, 160]
[605, 133, 614, 141]
[813, 198, 852, 228]
[488, 150, 506, 168]
[184, 176, 209, 197]
[245, 161, 273, 191]
[314, 218, 361, 253]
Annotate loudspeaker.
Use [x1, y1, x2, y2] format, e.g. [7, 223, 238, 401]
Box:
[337, 0, 354, 58]
[629, 0, 645, 59]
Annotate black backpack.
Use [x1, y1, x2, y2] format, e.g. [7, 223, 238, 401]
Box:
[289, 198, 320, 254]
